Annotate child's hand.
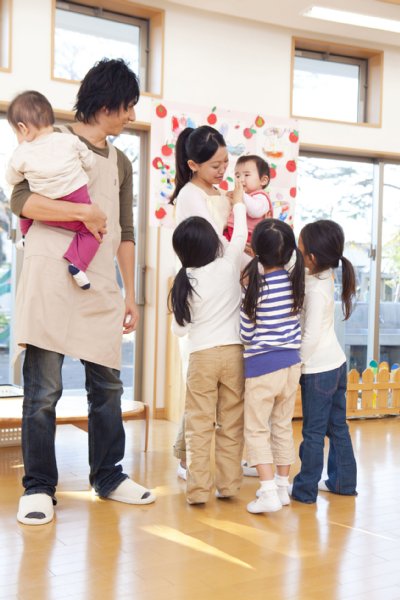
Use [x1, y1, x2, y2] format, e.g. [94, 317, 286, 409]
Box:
[230, 177, 244, 206]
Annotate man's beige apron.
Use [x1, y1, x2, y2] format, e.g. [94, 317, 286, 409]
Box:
[14, 131, 125, 370]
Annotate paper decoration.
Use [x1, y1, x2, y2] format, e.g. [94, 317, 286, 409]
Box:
[150, 101, 299, 227]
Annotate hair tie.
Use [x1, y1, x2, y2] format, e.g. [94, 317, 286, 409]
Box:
[255, 254, 259, 260]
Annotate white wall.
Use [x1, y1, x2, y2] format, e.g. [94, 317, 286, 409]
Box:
[2, 0, 400, 416]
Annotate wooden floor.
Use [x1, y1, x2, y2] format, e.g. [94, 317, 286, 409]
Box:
[1, 417, 400, 600]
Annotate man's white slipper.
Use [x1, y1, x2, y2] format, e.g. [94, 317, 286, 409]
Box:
[107, 478, 156, 505]
[17, 493, 54, 525]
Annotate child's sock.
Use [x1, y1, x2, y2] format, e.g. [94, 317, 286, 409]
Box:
[275, 474, 291, 506]
[15, 236, 25, 250]
[68, 264, 90, 290]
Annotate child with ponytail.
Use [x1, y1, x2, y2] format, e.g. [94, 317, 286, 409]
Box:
[291, 219, 357, 504]
[240, 219, 305, 513]
[169, 179, 247, 504]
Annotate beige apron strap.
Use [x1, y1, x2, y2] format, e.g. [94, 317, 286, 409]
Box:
[57, 124, 71, 134]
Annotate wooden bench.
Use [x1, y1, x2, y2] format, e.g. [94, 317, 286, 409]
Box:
[0, 395, 149, 451]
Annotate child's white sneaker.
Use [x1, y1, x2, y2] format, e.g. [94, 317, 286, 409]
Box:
[256, 485, 290, 506]
[318, 479, 330, 492]
[241, 460, 258, 477]
[247, 489, 282, 514]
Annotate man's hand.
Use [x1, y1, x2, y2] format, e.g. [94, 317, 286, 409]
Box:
[82, 204, 107, 242]
[123, 297, 139, 334]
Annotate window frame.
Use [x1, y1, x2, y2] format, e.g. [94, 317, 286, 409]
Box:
[291, 37, 383, 127]
[294, 48, 368, 124]
[54, 1, 149, 88]
[0, 0, 12, 72]
[51, 0, 164, 97]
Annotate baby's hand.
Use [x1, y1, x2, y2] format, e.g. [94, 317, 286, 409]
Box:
[230, 177, 244, 206]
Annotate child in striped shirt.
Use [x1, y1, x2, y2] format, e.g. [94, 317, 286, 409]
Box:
[240, 219, 305, 514]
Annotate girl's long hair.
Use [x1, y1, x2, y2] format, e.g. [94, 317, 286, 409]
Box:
[168, 216, 222, 326]
[241, 219, 305, 322]
[300, 219, 356, 320]
[170, 125, 226, 204]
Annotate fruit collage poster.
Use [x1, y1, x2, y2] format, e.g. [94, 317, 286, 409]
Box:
[150, 100, 300, 227]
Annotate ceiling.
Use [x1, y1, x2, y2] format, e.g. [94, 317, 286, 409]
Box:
[167, 0, 400, 48]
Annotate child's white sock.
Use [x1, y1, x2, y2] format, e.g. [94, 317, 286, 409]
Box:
[68, 264, 90, 290]
[274, 474, 291, 506]
[15, 236, 25, 250]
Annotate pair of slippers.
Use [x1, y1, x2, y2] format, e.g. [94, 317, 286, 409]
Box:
[17, 479, 155, 525]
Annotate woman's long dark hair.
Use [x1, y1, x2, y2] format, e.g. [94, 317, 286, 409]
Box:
[170, 125, 226, 204]
[168, 217, 222, 325]
[241, 219, 305, 322]
[300, 219, 356, 320]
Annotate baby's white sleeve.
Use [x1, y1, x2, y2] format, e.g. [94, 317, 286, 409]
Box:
[243, 192, 270, 218]
[5, 155, 24, 186]
[76, 139, 95, 172]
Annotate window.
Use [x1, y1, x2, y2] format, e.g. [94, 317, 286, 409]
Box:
[291, 38, 383, 126]
[294, 50, 367, 123]
[295, 153, 400, 372]
[0, 0, 11, 71]
[54, 1, 149, 87]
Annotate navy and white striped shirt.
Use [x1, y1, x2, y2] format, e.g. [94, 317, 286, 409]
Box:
[240, 269, 301, 378]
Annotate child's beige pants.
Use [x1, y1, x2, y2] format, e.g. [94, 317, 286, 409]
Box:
[244, 364, 301, 467]
[185, 344, 244, 504]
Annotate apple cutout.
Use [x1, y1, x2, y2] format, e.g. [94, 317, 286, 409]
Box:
[161, 144, 174, 157]
[207, 107, 217, 125]
[152, 156, 164, 169]
[219, 180, 229, 191]
[289, 130, 299, 143]
[270, 164, 277, 178]
[243, 127, 256, 139]
[155, 207, 167, 220]
[290, 187, 297, 198]
[286, 160, 296, 173]
[155, 104, 167, 118]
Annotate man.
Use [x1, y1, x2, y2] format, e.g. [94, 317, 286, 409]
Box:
[10, 59, 156, 525]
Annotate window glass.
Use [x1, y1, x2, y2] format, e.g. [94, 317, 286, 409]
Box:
[54, 3, 146, 82]
[295, 155, 374, 372]
[0, 118, 16, 383]
[380, 164, 400, 367]
[293, 53, 364, 122]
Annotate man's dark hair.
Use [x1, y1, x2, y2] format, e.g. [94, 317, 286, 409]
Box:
[74, 58, 140, 123]
[7, 91, 54, 129]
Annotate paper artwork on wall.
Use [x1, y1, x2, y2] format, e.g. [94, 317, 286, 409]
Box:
[150, 100, 299, 228]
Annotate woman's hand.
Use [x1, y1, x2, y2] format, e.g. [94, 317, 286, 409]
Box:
[230, 177, 244, 206]
[82, 204, 107, 242]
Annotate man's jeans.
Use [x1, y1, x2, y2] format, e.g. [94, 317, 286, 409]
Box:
[292, 362, 357, 503]
[21, 345, 128, 499]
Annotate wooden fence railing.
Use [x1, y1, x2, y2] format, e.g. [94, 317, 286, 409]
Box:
[347, 363, 400, 417]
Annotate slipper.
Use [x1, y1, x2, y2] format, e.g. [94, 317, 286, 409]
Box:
[107, 478, 156, 505]
[17, 493, 54, 525]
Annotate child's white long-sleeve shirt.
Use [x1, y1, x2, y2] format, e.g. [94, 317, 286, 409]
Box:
[300, 269, 346, 374]
[172, 203, 247, 354]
